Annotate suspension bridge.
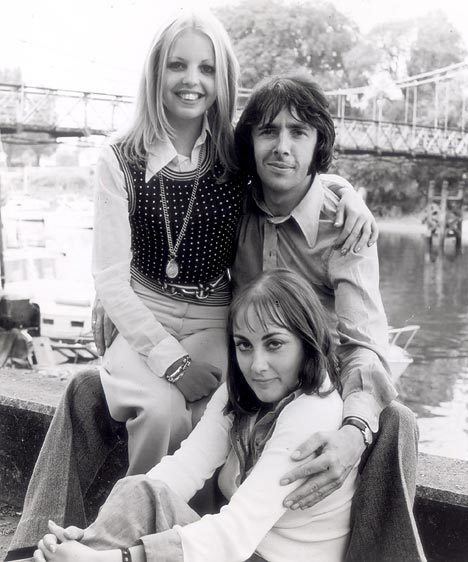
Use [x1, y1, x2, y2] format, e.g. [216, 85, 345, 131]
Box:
[1, 61, 468, 159]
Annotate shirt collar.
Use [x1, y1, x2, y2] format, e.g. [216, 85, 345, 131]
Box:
[252, 174, 324, 248]
[145, 114, 210, 182]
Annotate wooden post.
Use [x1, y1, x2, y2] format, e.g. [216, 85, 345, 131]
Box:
[452, 179, 464, 254]
[436, 180, 448, 249]
[426, 180, 436, 246]
[426, 178, 465, 255]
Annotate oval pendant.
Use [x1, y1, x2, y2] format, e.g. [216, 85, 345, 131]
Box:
[166, 258, 179, 279]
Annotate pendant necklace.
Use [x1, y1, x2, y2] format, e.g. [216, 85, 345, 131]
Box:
[159, 146, 204, 280]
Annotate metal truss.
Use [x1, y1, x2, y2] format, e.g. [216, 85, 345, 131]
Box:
[0, 83, 134, 137]
[2, 79, 468, 159]
[335, 118, 468, 159]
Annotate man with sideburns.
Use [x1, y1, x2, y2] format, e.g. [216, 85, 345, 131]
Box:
[232, 75, 426, 561]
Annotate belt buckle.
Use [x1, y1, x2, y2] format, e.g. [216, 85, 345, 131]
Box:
[195, 285, 210, 300]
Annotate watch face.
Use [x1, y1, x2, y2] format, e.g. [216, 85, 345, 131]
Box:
[344, 418, 372, 447]
[363, 427, 373, 446]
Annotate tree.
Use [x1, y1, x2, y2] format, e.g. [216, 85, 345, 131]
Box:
[340, 13, 468, 125]
[0, 67, 58, 166]
[408, 11, 466, 76]
[213, 0, 359, 89]
[343, 20, 414, 87]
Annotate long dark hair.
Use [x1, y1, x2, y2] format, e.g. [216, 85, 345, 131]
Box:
[224, 269, 340, 416]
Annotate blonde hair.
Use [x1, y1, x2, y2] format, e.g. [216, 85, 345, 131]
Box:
[119, 9, 239, 173]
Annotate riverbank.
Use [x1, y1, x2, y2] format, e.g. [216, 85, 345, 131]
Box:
[377, 213, 468, 240]
[377, 214, 426, 234]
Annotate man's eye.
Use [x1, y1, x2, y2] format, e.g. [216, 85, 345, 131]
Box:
[292, 128, 307, 137]
[200, 64, 215, 74]
[259, 127, 275, 136]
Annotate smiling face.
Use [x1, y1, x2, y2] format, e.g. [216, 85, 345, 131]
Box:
[233, 306, 304, 404]
[162, 29, 217, 128]
[252, 108, 318, 207]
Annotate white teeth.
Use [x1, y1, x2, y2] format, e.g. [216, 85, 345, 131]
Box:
[178, 92, 200, 100]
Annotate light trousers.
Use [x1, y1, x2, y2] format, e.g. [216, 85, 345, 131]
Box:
[81, 476, 266, 562]
[101, 286, 229, 475]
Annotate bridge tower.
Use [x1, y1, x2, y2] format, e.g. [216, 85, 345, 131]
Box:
[425, 178, 465, 253]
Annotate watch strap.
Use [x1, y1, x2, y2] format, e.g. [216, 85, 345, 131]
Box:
[342, 416, 373, 447]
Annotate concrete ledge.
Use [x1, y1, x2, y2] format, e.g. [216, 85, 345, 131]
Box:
[417, 454, 468, 507]
[415, 454, 468, 562]
[1, 369, 468, 561]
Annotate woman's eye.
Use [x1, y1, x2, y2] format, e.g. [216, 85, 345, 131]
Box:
[235, 341, 251, 352]
[167, 61, 185, 71]
[200, 64, 215, 75]
[266, 340, 283, 351]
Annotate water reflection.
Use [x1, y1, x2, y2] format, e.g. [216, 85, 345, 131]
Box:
[378, 231, 468, 460]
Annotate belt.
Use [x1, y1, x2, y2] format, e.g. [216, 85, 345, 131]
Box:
[158, 270, 231, 300]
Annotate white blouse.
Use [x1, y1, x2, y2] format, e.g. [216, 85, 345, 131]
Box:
[146, 384, 358, 562]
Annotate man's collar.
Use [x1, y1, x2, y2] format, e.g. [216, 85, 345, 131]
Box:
[252, 175, 324, 248]
[292, 175, 324, 247]
[145, 114, 210, 182]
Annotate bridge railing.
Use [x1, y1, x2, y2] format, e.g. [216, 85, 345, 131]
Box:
[336, 118, 468, 158]
[2, 82, 468, 159]
[0, 83, 134, 137]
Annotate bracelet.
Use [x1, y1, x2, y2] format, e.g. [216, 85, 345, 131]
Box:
[166, 355, 192, 383]
[120, 547, 132, 562]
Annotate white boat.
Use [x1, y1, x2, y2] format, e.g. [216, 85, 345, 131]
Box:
[3, 247, 94, 342]
[388, 325, 420, 382]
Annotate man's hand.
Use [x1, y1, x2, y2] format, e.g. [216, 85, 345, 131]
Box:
[334, 190, 378, 254]
[280, 426, 365, 509]
[175, 361, 222, 402]
[92, 298, 117, 356]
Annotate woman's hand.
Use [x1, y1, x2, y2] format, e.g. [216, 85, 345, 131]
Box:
[175, 360, 223, 402]
[279, 425, 365, 509]
[333, 190, 378, 254]
[34, 539, 104, 562]
[92, 298, 117, 356]
[33, 521, 86, 562]
[46, 520, 84, 543]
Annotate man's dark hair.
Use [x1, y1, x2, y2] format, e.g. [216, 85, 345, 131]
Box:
[234, 75, 335, 179]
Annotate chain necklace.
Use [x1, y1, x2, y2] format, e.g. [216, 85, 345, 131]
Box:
[158, 146, 204, 280]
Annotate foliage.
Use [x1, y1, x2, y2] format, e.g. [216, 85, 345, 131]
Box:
[2, 135, 57, 167]
[343, 20, 414, 86]
[1, 66, 58, 166]
[407, 12, 466, 76]
[0, 67, 22, 84]
[213, 0, 358, 89]
[330, 155, 467, 216]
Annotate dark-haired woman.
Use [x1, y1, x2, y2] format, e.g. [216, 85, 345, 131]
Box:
[35, 269, 357, 562]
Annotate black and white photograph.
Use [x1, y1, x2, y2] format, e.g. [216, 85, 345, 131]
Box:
[0, 1, 467, 561]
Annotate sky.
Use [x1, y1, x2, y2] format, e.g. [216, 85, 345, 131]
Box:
[2, 0, 468, 95]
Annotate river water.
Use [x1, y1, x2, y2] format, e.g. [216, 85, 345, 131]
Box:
[378, 229, 468, 461]
[7, 213, 468, 461]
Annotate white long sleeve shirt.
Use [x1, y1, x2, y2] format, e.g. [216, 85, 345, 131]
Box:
[145, 384, 358, 562]
[92, 124, 209, 378]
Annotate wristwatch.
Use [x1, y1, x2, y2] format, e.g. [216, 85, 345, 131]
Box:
[342, 417, 373, 448]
